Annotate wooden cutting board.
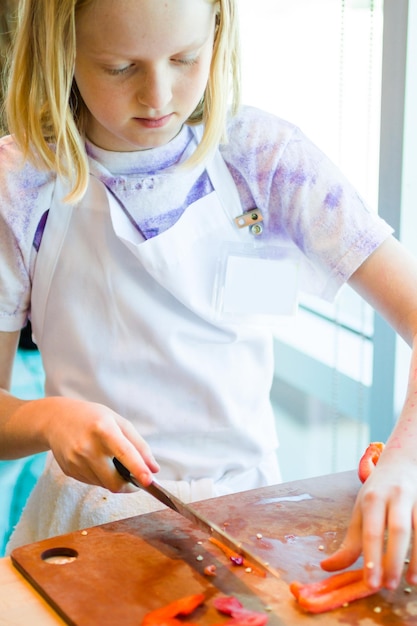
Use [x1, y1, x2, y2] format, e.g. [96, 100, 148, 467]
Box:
[10, 471, 417, 625]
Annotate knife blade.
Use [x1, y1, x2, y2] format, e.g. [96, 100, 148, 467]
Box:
[113, 457, 280, 579]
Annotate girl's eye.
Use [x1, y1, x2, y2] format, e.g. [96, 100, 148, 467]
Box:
[106, 65, 134, 76]
[172, 56, 199, 67]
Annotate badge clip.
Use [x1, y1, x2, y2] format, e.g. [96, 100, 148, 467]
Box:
[234, 210, 264, 236]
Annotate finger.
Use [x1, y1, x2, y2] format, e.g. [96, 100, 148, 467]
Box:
[383, 495, 412, 589]
[101, 455, 141, 492]
[321, 505, 363, 572]
[116, 419, 160, 473]
[85, 455, 141, 492]
[320, 543, 362, 572]
[112, 441, 158, 489]
[405, 505, 417, 585]
[360, 487, 387, 589]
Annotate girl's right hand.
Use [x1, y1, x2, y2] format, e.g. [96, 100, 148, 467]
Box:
[20, 395, 160, 492]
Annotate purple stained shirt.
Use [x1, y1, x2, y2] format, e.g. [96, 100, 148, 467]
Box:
[0, 105, 393, 331]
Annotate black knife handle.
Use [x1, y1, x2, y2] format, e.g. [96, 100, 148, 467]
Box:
[113, 457, 135, 484]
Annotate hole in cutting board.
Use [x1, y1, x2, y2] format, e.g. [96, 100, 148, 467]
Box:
[41, 547, 79, 565]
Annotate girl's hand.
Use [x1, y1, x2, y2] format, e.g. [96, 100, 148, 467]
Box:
[27, 396, 160, 492]
[0, 331, 159, 491]
[321, 448, 417, 590]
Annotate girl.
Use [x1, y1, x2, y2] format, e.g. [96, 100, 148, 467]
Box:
[1, 0, 417, 593]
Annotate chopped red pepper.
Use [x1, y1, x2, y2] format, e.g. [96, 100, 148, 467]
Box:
[208, 537, 265, 577]
[290, 568, 363, 599]
[203, 563, 217, 576]
[143, 621, 196, 626]
[219, 615, 269, 625]
[142, 593, 205, 625]
[143, 619, 200, 626]
[213, 596, 245, 614]
[143, 593, 269, 625]
[358, 441, 385, 483]
[213, 596, 268, 625]
[289, 568, 378, 613]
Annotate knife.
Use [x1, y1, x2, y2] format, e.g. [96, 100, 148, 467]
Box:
[113, 457, 280, 579]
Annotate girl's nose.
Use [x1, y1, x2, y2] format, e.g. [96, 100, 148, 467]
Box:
[136, 65, 172, 111]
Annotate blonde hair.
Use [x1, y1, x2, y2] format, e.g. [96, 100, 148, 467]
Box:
[5, 0, 241, 202]
[0, 0, 17, 133]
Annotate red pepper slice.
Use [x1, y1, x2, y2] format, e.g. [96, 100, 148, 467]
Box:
[213, 596, 244, 614]
[144, 620, 201, 626]
[142, 593, 205, 625]
[213, 596, 268, 625]
[290, 568, 363, 599]
[290, 568, 378, 613]
[219, 615, 269, 625]
[358, 441, 385, 483]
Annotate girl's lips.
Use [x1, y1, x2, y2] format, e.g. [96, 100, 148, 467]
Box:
[135, 114, 173, 129]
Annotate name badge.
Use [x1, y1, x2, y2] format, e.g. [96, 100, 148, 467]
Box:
[213, 242, 299, 325]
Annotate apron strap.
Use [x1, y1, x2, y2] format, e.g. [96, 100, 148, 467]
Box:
[31, 178, 75, 344]
[30, 176, 108, 345]
[190, 124, 246, 224]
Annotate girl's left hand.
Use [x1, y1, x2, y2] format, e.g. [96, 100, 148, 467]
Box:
[321, 448, 417, 590]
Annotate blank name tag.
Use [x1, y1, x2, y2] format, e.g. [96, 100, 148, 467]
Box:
[213, 243, 299, 323]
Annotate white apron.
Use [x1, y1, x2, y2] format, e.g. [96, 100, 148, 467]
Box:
[7, 140, 281, 552]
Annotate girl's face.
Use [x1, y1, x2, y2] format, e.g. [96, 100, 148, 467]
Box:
[74, 0, 216, 152]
